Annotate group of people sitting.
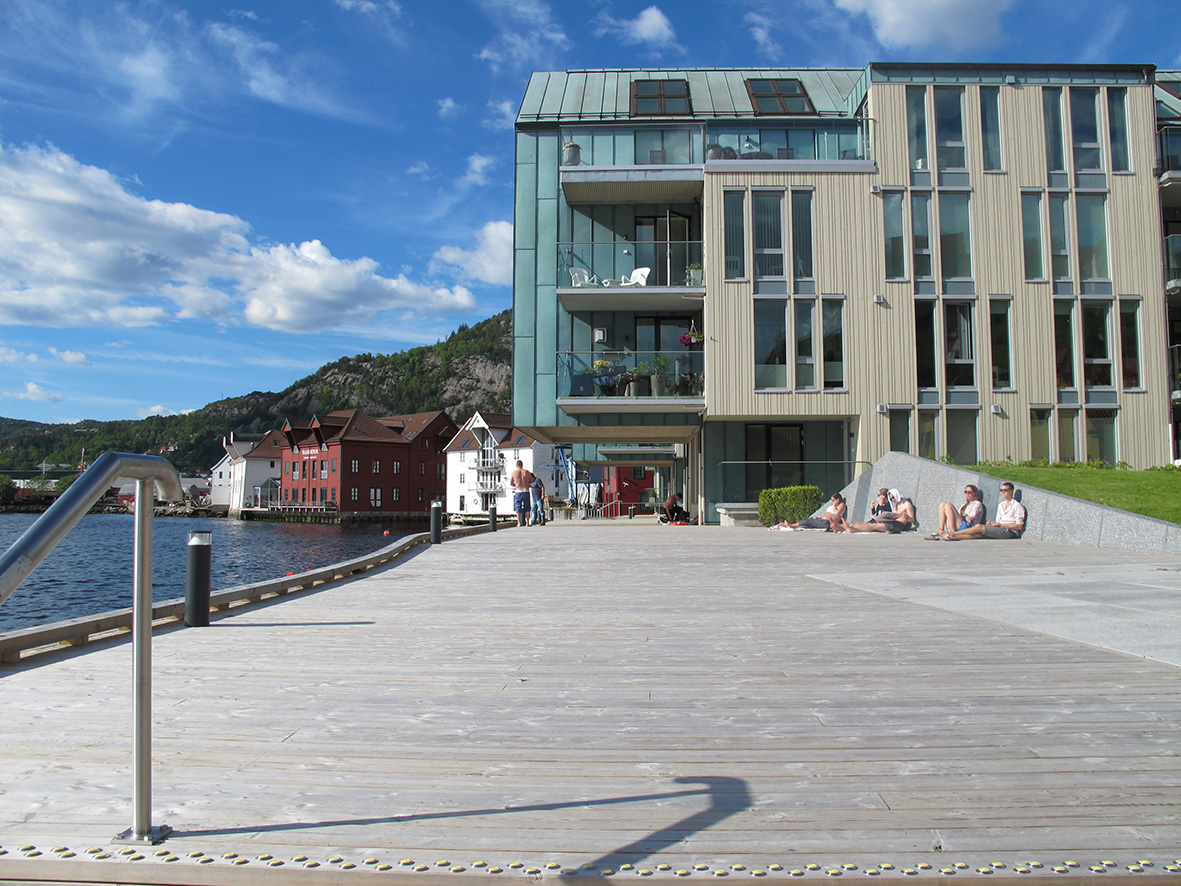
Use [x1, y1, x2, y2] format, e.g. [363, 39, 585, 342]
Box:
[770, 482, 1026, 540]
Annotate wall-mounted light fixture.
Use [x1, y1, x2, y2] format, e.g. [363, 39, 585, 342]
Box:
[873, 293, 886, 304]
[870, 184, 882, 194]
[990, 404, 1003, 415]
[593, 327, 607, 343]
[876, 403, 888, 414]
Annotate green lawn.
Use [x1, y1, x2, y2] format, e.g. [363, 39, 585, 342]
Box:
[970, 465, 1181, 525]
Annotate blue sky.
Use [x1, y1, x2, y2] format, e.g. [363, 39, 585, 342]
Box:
[0, 0, 1177, 424]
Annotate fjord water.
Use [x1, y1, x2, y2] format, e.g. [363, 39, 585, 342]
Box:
[0, 514, 413, 631]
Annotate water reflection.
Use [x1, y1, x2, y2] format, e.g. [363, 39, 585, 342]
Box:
[0, 514, 415, 631]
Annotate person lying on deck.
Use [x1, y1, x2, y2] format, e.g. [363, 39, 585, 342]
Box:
[838, 489, 916, 533]
[937, 482, 1025, 540]
[771, 492, 847, 531]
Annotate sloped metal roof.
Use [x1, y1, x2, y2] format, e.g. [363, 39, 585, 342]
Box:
[517, 68, 866, 124]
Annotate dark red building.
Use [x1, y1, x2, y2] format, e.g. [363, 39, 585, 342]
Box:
[279, 410, 456, 519]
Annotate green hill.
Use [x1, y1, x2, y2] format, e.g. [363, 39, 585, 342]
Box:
[0, 310, 512, 475]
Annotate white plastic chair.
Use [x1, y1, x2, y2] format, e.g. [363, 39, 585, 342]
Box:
[569, 268, 598, 287]
[619, 267, 650, 287]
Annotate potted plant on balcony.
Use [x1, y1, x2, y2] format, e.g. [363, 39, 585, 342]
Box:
[684, 262, 703, 286]
[650, 352, 672, 397]
[562, 141, 582, 167]
[631, 360, 652, 397]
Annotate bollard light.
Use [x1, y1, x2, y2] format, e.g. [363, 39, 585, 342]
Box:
[184, 530, 212, 627]
[430, 500, 443, 545]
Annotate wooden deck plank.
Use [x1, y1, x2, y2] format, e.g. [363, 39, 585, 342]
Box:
[1, 525, 1180, 880]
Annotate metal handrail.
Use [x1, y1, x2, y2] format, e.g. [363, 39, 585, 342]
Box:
[0, 451, 182, 845]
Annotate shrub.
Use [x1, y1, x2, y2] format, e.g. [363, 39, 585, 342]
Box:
[758, 485, 823, 527]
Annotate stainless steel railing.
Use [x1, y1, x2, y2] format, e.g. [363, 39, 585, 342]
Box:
[0, 451, 182, 844]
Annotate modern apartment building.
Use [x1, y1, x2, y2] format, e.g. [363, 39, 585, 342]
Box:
[512, 65, 1172, 524]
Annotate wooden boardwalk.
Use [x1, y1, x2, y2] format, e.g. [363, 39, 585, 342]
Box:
[1, 524, 1180, 884]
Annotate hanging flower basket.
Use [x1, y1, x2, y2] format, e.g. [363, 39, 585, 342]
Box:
[679, 324, 704, 346]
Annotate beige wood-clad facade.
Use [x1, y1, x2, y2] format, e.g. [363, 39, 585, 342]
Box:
[700, 73, 1169, 469]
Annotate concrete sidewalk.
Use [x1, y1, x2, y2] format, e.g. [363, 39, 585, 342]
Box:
[1, 524, 1179, 884]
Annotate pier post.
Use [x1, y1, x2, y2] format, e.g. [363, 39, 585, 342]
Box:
[489, 502, 497, 532]
[184, 531, 212, 627]
[430, 501, 443, 544]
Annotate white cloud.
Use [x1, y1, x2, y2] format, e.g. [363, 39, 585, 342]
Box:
[475, 0, 570, 72]
[432, 221, 513, 286]
[49, 347, 91, 364]
[0, 345, 38, 362]
[437, 97, 458, 118]
[406, 161, 434, 179]
[833, 0, 1013, 50]
[462, 154, 496, 186]
[597, 6, 680, 50]
[484, 99, 517, 131]
[3, 382, 62, 402]
[138, 404, 196, 418]
[745, 12, 782, 58]
[0, 143, 475, 335]
[238, 240, 474, 333]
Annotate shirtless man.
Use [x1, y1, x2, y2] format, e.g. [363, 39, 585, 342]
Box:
[840, 489, 916, 533]
[509, 460, 535, 527]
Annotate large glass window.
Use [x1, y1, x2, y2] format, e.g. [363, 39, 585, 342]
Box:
[1054, 300, 1075, 388]
[1119, 300, 1141, 388]
[938, 192, 972, 282]
[912, 193, 932, 280]
[906, 86, 929, 172]
[754, 299, 788, 388]
[1058, 409, 1078, 461]
[1043, 88, 1065, 172]
[918, 411, 938, 460]
[724, 191, 745, 279]
[944, 302, 975, 387]
[1048, 194, 1071, 283]
[1076, 194, 1109, 280]
[1107, 88, 1129, 172]
[884, 191, 906, 279]
[1021, 192, 1044, 280]
[795, 299, 816, 390]
[1030, 409, 1051, 462]
[1086, 409, 1117, 464]
[990, 298, 1012, 388]
[635, 129, 693, 164]
[915, 300, 937, 388]
[980, 86, 1002, 171]
[1070, 87, 1101, 171]
[822, 299, 844, 389]
[1082, 301, 1112, 387]
[934, 87, 966, 170]
[753, 192, 785, 282]
[791, 191, 814, 285]
[889, 409, 911, 453]
[946, 410, 978, 465]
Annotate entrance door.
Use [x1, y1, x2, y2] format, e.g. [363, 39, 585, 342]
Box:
[745, 423, 804, 500]
[635, 212, 690, 286]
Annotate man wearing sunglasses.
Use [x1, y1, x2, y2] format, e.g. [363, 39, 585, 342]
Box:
[937, 483, 1025, 541]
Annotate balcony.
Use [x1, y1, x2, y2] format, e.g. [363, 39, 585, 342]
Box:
[704, 121, 875, 171]
[1161, 126, 1181, 207]
[557, 241, 704, 310]
[473, 458, 503, 472]
[560, 126, 705, 204]
[1167, 235, 1181, 296]
[556, 350, 704, 415]
[475, 478, 502, 493]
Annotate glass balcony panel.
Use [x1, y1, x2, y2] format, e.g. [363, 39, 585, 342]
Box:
[707, 122, 870, 162]
[1162, 126, 1181, 174]
[558, 241, 703, 287]
[561, 127, 700, 167]
[557, 350, 705, 399]
[1166, 234, 1181, 287]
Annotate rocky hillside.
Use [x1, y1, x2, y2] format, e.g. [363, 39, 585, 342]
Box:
[0, 310, 513, 475]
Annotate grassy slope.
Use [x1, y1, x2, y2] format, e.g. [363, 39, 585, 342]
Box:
[972, 465, 1181, 525]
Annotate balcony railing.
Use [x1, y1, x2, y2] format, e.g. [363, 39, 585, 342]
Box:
[558, 350, 704, 399]
[1161, 126, 1181, 175]
[558, 241, 704, 289]
[1167, 235, 1181, 292]
[561, 127, 703, 168]
[473, 459, 503, 472]
[706, 122, 872, 162]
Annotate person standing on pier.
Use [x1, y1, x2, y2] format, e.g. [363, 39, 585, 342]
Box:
[510, 460, 535, 527]
[529, 475, 546, 526]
